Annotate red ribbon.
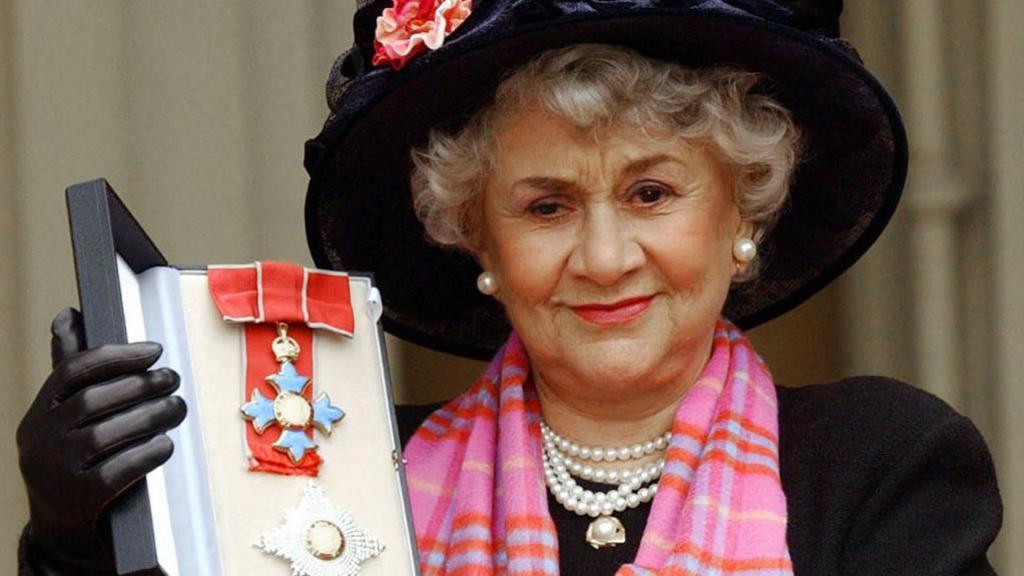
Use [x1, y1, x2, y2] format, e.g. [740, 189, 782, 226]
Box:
[208, 262, 354, 476]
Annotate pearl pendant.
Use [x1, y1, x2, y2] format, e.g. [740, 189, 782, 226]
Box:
[585, 515, 626, 549]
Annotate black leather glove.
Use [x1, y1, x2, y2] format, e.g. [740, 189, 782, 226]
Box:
[17, 307, 187, 574]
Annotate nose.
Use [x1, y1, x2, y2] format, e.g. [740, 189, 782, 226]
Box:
[567, 204, 644, 286]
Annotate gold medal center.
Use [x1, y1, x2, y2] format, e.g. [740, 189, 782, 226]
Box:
[305, 520, 346, 560]
[274, 392, 312, 428]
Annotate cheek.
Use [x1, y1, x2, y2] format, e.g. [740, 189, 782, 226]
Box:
[490, 229, 569, 309]
[645, 216, 734, 300]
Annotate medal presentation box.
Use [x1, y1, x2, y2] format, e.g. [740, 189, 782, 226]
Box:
[67, 179, 421, 576]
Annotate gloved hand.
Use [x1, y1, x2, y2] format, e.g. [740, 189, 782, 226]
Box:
[17, 307, 187, 574]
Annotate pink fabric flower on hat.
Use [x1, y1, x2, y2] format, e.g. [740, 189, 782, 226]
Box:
[372, 0, 473, 70]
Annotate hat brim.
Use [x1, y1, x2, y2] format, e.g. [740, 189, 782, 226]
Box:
[305, 8, 907, 360]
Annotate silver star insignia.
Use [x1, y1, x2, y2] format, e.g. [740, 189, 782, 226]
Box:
[256, 481, 385, 576]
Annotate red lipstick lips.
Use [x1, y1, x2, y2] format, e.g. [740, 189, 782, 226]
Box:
[570, 296, 653, 325]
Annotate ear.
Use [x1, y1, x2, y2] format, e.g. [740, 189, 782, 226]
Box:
[474, 220, 501, 274]
[477, 247, 495, 272]
[731, 219, 757, 278]
[474, 245, 504, 301]
[736, 218, 755, 241]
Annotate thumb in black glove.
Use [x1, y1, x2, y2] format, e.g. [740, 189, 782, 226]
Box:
[17, 307, 187, 573]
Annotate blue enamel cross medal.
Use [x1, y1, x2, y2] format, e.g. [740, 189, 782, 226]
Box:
[241, 322, 346, 463]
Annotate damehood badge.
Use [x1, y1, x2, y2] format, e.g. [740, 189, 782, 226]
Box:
[257, 481, 384, 576]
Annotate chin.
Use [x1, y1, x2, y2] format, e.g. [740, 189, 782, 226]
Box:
[565, 337, 663, 387]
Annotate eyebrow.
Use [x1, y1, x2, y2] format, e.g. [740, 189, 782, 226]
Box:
[511, 154, 682, 192]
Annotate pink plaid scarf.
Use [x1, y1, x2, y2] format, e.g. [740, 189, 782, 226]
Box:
[404, 319, 793, 575]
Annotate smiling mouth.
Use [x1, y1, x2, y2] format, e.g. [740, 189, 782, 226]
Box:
[570, 296, 654, 326]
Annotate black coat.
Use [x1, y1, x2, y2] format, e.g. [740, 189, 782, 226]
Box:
[20, 377, 1002, 575]
[394, 376, 1003, 576]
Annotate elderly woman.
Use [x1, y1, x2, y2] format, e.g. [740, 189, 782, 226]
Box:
[17, 1, 1002, 575]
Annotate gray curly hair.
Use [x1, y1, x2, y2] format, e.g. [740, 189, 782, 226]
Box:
[410, 43, 801, 281]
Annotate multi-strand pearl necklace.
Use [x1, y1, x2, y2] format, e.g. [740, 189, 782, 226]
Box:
[540, 421, 671, 549]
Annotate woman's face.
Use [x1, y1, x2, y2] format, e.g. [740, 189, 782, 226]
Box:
[478, 104, 751, 393]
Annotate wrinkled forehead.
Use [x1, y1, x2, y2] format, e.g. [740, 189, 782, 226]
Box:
[489, 105, 715, 183]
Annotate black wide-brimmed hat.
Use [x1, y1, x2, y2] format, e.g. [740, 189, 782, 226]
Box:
[304, 0, 907, 360]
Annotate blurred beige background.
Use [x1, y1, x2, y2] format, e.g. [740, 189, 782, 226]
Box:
[1, 0, 1021, 572]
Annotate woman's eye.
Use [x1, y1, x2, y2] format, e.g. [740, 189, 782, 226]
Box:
[630, 183, 671, 205]
[527, 201, 564, 217]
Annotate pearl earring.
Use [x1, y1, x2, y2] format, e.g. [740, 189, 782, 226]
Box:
[477, 271, 498, 295]
[733, 238, 757, 263]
